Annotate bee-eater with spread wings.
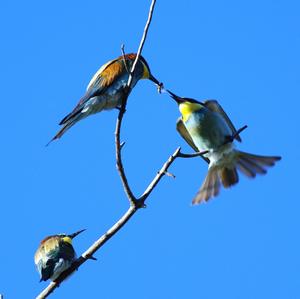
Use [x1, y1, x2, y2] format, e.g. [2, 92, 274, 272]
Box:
[168, 90, 281, 204]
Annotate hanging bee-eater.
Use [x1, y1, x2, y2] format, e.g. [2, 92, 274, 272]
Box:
[48, 53, 161, 143]
[34, 229, 85, 282]
[167, 90, 281, 204]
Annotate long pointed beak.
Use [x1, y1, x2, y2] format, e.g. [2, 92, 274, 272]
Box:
[166, 89, 184, 104]
[149, 74, 160, 85]
[69, 229, 86, 239]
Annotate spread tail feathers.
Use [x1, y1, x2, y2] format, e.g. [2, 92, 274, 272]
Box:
[192, 150, 281, 204]
[236, 151, 281, 178]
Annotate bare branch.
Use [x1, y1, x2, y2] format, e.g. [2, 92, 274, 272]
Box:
[36, 206, 137, 299]
[139, 147, 181, 201]
[230, 124, 248, 142]
[127, 0, 156, 89]
[115, 0, 157, 206]
[138, 147, 210, 202]
[36, 1, 158, 298]
[177, 150, 209, 158]
[35, 144, 194, 299]
[115, 109, 137, 206]
[36, 151, 209, 298]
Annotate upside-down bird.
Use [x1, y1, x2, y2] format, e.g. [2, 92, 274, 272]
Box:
[49, 53, 161, 143]
[34, 229, 85, 282]
[168, 90, 281, 204]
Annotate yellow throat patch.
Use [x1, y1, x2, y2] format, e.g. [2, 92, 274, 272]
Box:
[62, 236, 73, 245]
[141, 62, 150, 79]
[179, 102, 203, 122]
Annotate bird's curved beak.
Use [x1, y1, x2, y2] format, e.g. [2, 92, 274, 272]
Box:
[69, 229, 86, 239]
[166, 89, 184, 104]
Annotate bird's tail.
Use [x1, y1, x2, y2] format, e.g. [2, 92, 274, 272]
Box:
[46, 114, 82, 146]
[192, 150, 281, 204]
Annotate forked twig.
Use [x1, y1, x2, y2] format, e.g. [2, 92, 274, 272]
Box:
[36, 144, 209, 299]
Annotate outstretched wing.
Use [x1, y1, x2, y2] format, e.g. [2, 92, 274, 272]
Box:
[176, 118, 210, 164]
[204, 100, 242, 142]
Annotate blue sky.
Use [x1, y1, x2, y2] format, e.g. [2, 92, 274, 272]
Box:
[0, 0, 299, 298]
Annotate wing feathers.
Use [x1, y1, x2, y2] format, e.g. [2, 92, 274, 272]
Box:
[176, 118, 210, 164]
[204, 100, 242, 142]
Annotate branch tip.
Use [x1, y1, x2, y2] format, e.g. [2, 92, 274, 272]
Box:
[120, 141, 126, 149]
[163, 171, 176, 178]
[225, 124, 248, 144]
[121, 44, 130, 74]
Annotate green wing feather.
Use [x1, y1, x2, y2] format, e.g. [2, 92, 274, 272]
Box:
[204, 100, 242, 142]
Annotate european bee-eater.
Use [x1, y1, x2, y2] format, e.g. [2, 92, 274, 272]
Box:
[168, 90, 281, 204]
[49, 53, 160, 143]
[34, 229, 85, 282]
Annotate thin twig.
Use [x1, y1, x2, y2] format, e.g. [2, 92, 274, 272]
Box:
[163, 171, 176, 178]
[138, 147, 209, 202]
[232, 124, 248, 140]
[139, 147, 181, 201]
[177, 150, 209, 158]
[224, 124, 248, 144]
[121, 44, 130, 73]
[127, 0, 156, 89]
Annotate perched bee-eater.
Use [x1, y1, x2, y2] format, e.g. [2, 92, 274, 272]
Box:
[49, 53, 160, 143]
[34, 229, 85, 282]
[168, 90, 281, 204]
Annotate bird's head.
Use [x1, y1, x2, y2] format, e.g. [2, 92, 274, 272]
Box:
[124, 53, 161, 86]
[167, 89, 203, 120]
[138, 55, 160, 84]
[59, 229, 86, 245]
[167, 89, 201, 105]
